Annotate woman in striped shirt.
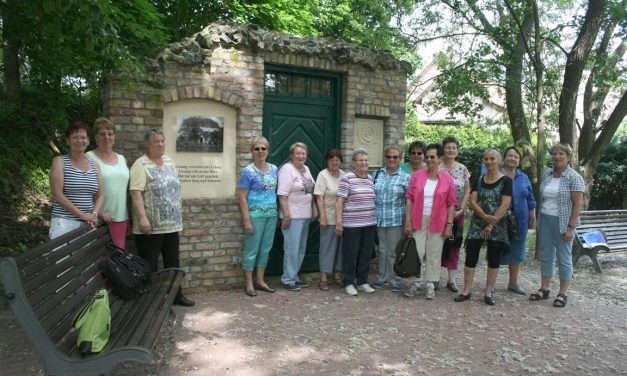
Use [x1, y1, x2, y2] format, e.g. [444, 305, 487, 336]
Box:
[49, 121, 103, 239]
[335, 148, 377, 296]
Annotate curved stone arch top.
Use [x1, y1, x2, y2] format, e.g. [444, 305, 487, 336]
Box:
[162, 84, 244, 109]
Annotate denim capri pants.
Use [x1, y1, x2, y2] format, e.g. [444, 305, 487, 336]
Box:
[537, 213, 574, 281]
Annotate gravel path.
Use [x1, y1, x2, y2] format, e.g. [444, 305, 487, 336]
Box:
[2, 252, 626, 376]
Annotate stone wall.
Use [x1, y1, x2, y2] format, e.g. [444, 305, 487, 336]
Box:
[104, 22, 410, 292]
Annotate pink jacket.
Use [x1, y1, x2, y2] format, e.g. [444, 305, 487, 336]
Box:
[406, 170, 457, 232]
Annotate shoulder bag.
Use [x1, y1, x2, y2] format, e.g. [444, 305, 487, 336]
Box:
[72, 289, 111, 354]
[393, 236, 421, 278]
[102, 242, 152, 300]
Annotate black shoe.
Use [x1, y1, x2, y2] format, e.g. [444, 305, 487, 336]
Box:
[484, 296, 496, 305]
[295, 280, 310, 288]
[253, 282, 276, 293]
[174, 294, 195, 307]
[454, 293, 472, 302]
[245, 288, 257, 297]
[283, 283, 301, 291]
[446, 282, 459, 293]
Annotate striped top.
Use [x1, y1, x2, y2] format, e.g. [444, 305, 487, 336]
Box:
[51, 155, 99, 220]
[337, 171, 376, 228]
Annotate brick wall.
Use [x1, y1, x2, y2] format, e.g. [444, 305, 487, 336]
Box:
[104, 24, 408, 292]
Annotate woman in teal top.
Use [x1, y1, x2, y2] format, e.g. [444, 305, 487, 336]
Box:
[238, 136, 279, 297]
[400, 140, 427, 175]
[87, 118, 130, 249]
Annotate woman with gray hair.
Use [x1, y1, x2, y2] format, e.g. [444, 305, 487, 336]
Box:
[130, 128, 194, 307]
[454, 148, 512, 306]
[530, 143, 584, 308]
[335, 148, 377, 296]
[278, 142, 315, 291]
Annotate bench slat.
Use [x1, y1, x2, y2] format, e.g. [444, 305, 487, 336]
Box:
[2, 224, 184, 376]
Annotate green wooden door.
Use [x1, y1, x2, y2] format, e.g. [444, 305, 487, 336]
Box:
[263, 66, 341, 275]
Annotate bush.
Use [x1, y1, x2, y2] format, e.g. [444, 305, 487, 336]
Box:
[0, 86, 101, 252]
[589, 136, 627, 210]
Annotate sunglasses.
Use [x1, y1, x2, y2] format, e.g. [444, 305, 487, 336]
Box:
[411, 151, 423, 156]
[254, 147, 267, 151]
[385, 155, 400, 159]
[425, 155, 439, 160]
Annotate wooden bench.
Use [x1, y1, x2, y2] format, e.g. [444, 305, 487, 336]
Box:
[0, 224, 185, 376]
[573, 210, 627, 273]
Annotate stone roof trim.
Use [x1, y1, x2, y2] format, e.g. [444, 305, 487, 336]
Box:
[156, 21, 412, 73]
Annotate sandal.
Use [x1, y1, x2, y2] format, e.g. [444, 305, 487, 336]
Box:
[319, 281, 329, 291]
[529, 288, 550, 301]
[553, 293, 568, 308]
[334, 275, 343, 285]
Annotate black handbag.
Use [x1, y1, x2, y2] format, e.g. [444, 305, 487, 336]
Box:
[102, 242, 152, 300]
[393, 236, 421, 278]
[506, 209, 519, 240]
[442, 221, 463, 259]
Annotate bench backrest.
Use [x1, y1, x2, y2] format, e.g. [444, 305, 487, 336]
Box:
[13, 225, 111, 353]
[577, 210, 627, 251]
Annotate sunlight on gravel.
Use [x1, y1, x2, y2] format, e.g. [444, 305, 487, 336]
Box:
[106, 250, 627, 375]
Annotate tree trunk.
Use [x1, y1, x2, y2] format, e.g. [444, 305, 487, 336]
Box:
[579, 24, 625, 160]
[580, 89, 627, 209]
[558, 0, 607, 148]
[504, 8, 533, 145]
[2, 0, 22, 101]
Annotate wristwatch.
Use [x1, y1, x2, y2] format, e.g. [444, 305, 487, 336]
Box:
[567, 223, 576, 229]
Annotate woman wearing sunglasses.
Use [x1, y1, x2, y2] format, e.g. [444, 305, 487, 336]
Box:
[400, 140, 427, 175]
[372, 145, 411, 292]
[404, 143, 457, 299]
[238, 136, 279, 297]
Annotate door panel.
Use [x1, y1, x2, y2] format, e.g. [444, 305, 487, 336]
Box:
[262, 67, 341, 276]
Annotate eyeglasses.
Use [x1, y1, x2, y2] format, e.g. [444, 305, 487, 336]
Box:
[411, 151, 423, 156]
[385, 155, 400, 159]
[425, 155, 439, 160]
[254, 147, 267, 151]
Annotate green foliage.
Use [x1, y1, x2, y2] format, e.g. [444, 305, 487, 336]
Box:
[1, 0, 168, 89]
[405, 103, 513, 149]
[589, 128, 627, 209]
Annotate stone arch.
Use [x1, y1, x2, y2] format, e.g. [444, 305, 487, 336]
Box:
[162, 84, 244, 109]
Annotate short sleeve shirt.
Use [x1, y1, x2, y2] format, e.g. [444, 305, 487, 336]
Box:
[277, 163, 315, 219]
[337, 172, 376, 228]
[239, 163, 278, 218]
[130, 155, 183, 234]
[314, 168, 344, 225]
[442, 163, 470, 207]
[373, 168, 410, 227]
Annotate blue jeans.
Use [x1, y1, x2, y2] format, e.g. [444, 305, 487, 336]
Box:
[538, 213, 574, 281]
[242, 216, 278, 272]
[341, 225, 376, 287]
[281, 219, 310, 285]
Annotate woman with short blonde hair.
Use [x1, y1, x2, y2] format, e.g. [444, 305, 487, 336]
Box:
[238, 136, 278, 296]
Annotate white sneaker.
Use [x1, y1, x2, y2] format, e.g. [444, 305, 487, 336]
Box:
[345, 284, 358, 296]
[426, 283, 435, 300]
[357, 283, 375, 293]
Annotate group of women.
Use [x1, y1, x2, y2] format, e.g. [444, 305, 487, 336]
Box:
[49, 120, 194, 307]
[239, 136, 585, 308]
[50, 119, 584, 308]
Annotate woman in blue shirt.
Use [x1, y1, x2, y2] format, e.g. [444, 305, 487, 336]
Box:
[238, 136, 279, 297]
[501, 146, 536, 294]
